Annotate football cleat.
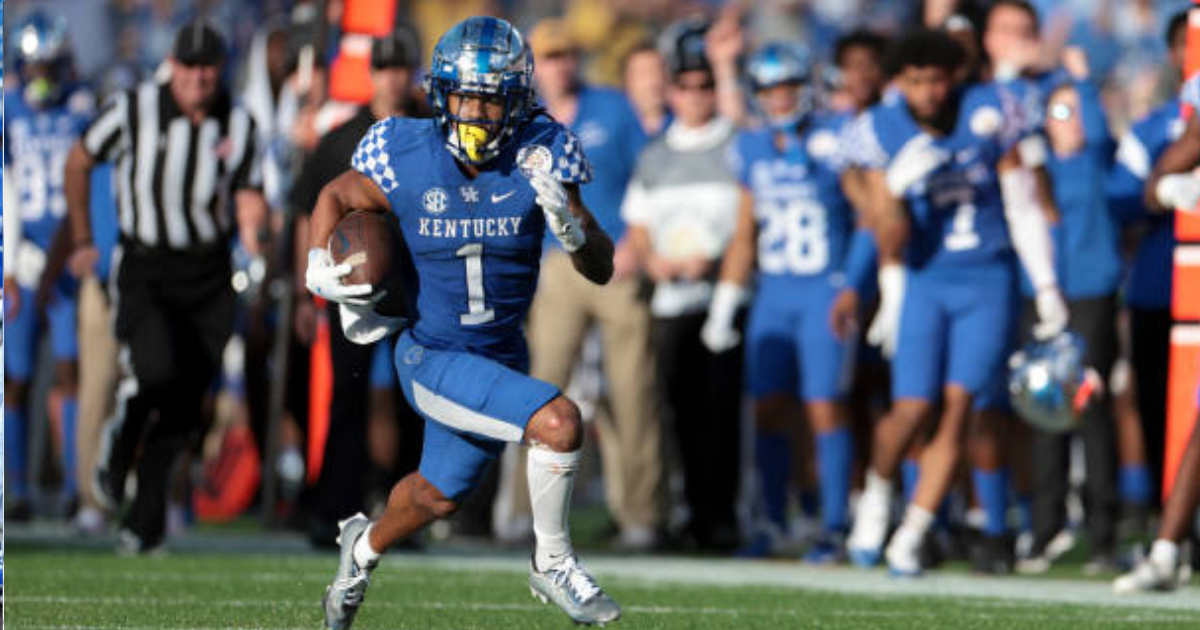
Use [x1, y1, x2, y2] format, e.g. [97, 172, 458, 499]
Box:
[803, 533, 847, 565]
[885, 529, 923, 578]
[848, 488, 890, 567]
[1113, 555, 1178, 594]
[322, 514, 376, 630]
[530, 554, 621, 626]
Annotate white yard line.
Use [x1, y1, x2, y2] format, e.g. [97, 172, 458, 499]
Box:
[12, 594, 1197, 626]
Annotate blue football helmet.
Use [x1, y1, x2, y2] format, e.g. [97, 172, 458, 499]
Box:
[745, 42, 813, 131]
[425, 17, 536, 165]
[1008, 332, 1102, 433]
[13, 10, 73, 107]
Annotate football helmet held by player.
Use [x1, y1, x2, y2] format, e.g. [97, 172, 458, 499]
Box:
[1008, 332, 1102, 433]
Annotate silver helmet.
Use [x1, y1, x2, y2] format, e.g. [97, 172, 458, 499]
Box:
[1008, 332, 1102, 433]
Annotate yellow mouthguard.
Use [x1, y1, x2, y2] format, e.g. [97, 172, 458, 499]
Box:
[457, 123, 491, 161]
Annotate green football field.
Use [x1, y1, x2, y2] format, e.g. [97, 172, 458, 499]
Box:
[6, 527, 1200, 630]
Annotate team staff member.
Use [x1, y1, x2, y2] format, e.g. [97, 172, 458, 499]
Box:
[515, 18, 664, 550]
[65, 21, 268, 552]
[290, 25, 425, 547]
[624, 18, 742, 551]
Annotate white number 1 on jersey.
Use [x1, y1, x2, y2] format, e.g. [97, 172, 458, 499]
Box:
[457, 243, 495, 325]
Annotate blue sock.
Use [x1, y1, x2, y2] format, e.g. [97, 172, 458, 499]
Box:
[62, 397, 79, 498]
[972, 468, 1010, 537]
[756, 431, 791, 529]
[1119, 464, 1152, 506]
[1016, 494, 1033, 533]
[901, 459, 920, 503]
[816, 427, 853, 533]
[5, 406, 28, 500]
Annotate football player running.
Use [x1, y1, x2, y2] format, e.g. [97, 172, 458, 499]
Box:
[842, 29, 1067, 576]
[307, 17, 619, 628]
[3, 11, 93, 518]
[702, 43, 872, 562]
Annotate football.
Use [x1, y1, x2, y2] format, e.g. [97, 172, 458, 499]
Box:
[328, 210, 410, 317]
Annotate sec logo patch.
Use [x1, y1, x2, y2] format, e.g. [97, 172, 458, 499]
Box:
[423, 187, 449, 214]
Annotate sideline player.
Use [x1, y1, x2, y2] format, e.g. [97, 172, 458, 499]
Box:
[702, 42, 869, 562]
[1112, 66, 1200, 594]
[3, 11, 92, 516]
[308, 17, 620, 628]
[843, 29, 1067, 575]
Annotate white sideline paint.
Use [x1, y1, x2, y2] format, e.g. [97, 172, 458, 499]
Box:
[412, 380, 524, 442]
[20, 555, 1200, 616]
[389, 554, 1200, 613]
[15, 595, 1199, 626]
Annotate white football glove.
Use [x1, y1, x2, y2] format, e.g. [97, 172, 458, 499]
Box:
[866, 264, 905, 358]
[701, 282, 746, 353]
[531, 171, 586, 252]
[1033, 286, 1069, 341]
[304, 247, 376, 306]
[886, 134, 949, 198]
[1154, 174, 1200, 214]
[339, 302, 404, 345]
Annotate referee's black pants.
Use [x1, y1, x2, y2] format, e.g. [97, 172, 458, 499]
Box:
[1020, 294, 1119, 558]
[105, 245, 234, 546]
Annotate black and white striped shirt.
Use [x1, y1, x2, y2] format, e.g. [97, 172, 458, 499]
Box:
[82, 80, 262, 250]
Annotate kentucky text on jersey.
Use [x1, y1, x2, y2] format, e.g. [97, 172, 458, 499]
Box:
[417, 216, 525, 239]
[352, 114, 591, 366]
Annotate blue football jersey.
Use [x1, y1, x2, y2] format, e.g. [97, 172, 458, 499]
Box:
[728, 113, 855, 286]
[3, 89, 91, 251]
[352, 116, 591, 366]
[847, 83, 1016, 273]
[1110, 98, 1185, 309]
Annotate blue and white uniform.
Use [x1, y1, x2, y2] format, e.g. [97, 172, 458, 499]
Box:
[1110, 98, 1184, 310]
[352, 115, 590, 499]
[730, 114, 857, 401]
[850, 84, 1021, 404]
[3, 88, 91, 380]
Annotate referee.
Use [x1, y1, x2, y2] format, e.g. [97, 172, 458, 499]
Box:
[64, 21, 267, 552]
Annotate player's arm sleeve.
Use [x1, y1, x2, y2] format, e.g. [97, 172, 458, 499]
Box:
[1000, 161, 1059, 291]
[81, 91, 131, 162]
[350, 117, 402, 194]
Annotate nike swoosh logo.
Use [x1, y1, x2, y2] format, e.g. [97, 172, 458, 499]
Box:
[491, 191, 516, 204]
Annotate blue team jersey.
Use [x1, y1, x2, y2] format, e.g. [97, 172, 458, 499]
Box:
[847, 83, 1016, 273]
[3, 89, 92, 250]
[729, 113, 855, 287]
[1110, 98, 1185, 309]
[353, 116, 591, 367]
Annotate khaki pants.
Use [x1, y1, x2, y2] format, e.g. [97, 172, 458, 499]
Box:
[510, 252, 665, 530]
[76, 275, 119, 511]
